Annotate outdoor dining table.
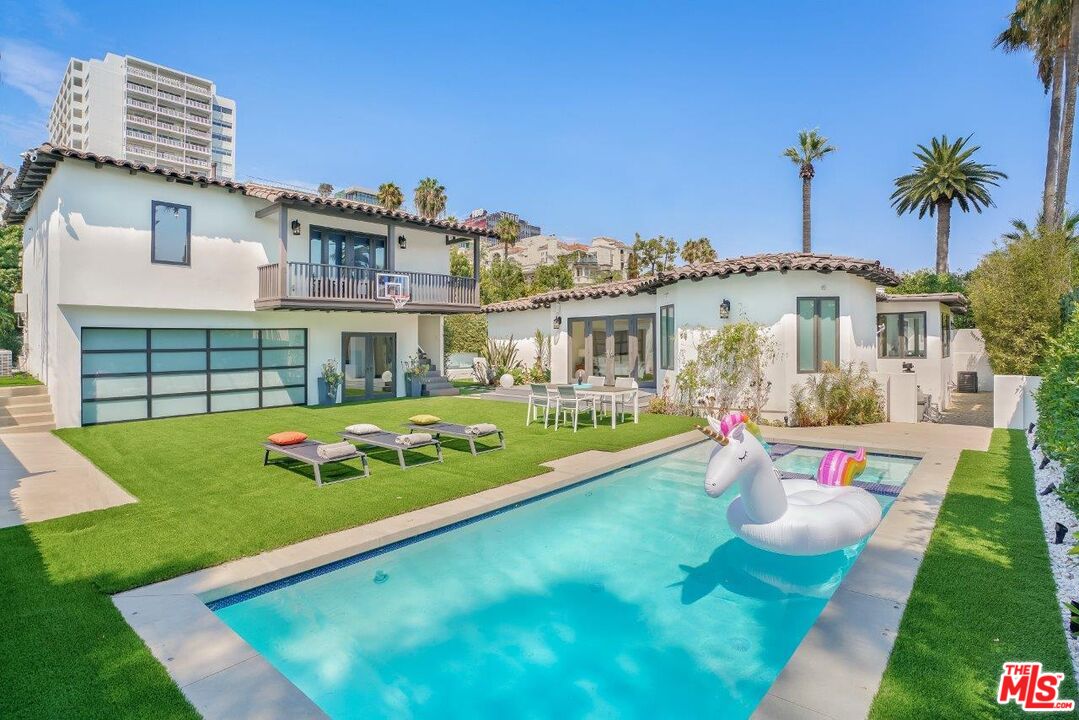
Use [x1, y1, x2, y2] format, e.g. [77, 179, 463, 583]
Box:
[549, 384, 639, 429]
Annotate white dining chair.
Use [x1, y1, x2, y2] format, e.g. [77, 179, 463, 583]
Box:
[613, 376, 638, 422]
[526, 383, 554, 427]
[554, 385, 597, 432]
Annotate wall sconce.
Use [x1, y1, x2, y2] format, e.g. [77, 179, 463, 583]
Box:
[719, 299, 731, 319]
[290, 219, 301, 236]
[553, 315, 562, 331]
[398, 235, 407, 249]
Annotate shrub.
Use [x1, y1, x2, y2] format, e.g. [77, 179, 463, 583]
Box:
[1035, 313, 1079, 498]
[675, 321, 776, 418]
[444, 314, 488, 355]
[968, 226, 1074, 374]
[647, 378, 694, 416]
[479, 336, 521, 385]
[892, 268, 974, 328]
[790, 362, 885, 427]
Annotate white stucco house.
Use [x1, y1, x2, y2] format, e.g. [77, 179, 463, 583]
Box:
[3, 144, 494, 427]
[484, 254, 969, 423]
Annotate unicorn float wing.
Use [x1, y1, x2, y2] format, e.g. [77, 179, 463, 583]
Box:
[699, 413, 882, 556]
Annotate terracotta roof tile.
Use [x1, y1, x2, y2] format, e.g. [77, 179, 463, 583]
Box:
[483, 252, 899, 312]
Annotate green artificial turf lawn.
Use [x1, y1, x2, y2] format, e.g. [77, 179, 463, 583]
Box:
[0, 372, 42, 387]
[870, 429, 1077, 719]
[0, 397, 697, 719]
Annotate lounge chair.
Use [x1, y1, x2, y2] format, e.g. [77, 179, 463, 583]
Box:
[338, 429, 443, 469]
[262, 440, 369, 487]
[407, 421, 505, 455]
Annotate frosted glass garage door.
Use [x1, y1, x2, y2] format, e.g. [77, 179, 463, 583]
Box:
[81, 327, 307, 425]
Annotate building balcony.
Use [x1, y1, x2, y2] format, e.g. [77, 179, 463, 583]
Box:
[127, 66, 155, 81]
[186, 113, 210, 126]
[255, 263, 480, 313]
[186, 98, 210, 111]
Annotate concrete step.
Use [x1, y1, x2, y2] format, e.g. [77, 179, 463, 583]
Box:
[425, 387, 460, 397]
[0, 410, 54, 427]
[0, 396, 53, 412]
[0, 420, 56, 434]
[0, 384, 47, 399]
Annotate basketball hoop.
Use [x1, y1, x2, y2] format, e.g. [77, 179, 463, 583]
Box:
[375, 272, 412, 310]
[388, 293, 410, 310]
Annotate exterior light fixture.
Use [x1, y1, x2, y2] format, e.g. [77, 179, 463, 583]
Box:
[398, 235, 407, 249]
[290, 219, 301, 235]
[719, 299, 731, 319]
[553, 315, 562, 331]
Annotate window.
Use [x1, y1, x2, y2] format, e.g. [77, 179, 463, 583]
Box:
[877, 312, 927, 358]
[660, 305, 675, 370]
[151, 201, 190, 265]
[80, 327, 307, 425]
[941, 312, 952, 358]
[212, 104, 233, 114]
[797, 297, 840, 372]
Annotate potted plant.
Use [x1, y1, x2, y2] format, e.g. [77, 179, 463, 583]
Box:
[318, 358, 343, 405]
[402, 354, 429, 397]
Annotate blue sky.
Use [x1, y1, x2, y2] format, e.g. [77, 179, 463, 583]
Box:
[0, 0, 1064, 273]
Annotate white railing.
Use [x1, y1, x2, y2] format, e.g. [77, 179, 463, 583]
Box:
[185, 98, 210, 111]
[127, 82, 153, 94]
[125, 129, 154, 142]
[185, 83, 211, 96]
[187, 127, 209, 138]
[157, 105, 184, 119]
[157, 75, 184, 89]
[158, 150, 183, 163]
[157, 121, 181, 132]
[157, 135, 182, 148]
[126, 113, 154, 126]
[158, 89, 183, 103]
[186, 157, 208, 168]
[184, 142, 209, 153]
[124, 144, 155, 157]
[127, 67, 155, 80]
[186, 114, 209, 125]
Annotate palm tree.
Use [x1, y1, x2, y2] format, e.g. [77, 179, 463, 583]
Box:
[1003, 209, 1079, 241]
[377, 182, 404, 211]
[891, 135, 1007, 274]
[996, 1, 1073, 226]
[494, 214, 520, 259]
[681, 237, 717, 265]
[413, 178, 446, 220]
[783, 129, 836, 252]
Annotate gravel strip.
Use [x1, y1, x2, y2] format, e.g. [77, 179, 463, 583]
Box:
[1027, 430, 1079, 681]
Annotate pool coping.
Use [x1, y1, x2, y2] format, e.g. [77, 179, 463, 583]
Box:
[112, 426, 968, 720]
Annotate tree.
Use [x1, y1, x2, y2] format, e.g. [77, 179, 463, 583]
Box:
[377, 182, 404, 210]
[413, 177, 446, 219]
[317, 183, 334, 198]
[0, 225, 21, 356]
[494, 214, 520, 259]
[631, 233, 677, 275]
[480, 256, 527, 304]
[1003, 209, 1079, 243]
[530, 258, 575, 293]
[996, 1, 1078, 227]
[626, 251, 640, 279]
[444, 314, 489, 355]
[891, 135, 1007, 274]
[783, 129, 836, 252]
[968, 224, 1075, 374]
[891, 268, 975, 328]
[450, 247, 472, 277]
[681, 237, 717, 265]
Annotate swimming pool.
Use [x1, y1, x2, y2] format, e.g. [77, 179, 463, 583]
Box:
[212, 442, 917, 719]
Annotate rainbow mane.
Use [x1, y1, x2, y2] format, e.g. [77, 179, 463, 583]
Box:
[697, 411, 764, 444]
[816, 448, 868, 487]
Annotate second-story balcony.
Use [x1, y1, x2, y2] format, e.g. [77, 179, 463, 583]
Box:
[255, 263, 479, 313]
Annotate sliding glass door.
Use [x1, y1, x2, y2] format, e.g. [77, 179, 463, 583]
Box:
[568, 314, 656, 387]
[341, 333, 396, 400]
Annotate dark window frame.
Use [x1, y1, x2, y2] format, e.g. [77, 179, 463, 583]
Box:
[941, 312, 951, 358]
[877, 311, 928, 359]
[309, 225, 389, 269]
[80, 327, 308, 425]
[660, 305, 675, 370]
[150, 200, 192, 266]
[797, 296, 841, 373]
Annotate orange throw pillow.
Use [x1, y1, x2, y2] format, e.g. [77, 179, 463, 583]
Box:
[268, 431, 308, 446]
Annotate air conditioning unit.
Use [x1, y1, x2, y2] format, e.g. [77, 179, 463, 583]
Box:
[13, 293, 27, 315]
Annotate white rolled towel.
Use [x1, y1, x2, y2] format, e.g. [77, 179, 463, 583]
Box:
[465, 423, 498, 435]
[345, 423, 381, 435]
[395, 432, 432, 447]
[316, 441, 356, 460]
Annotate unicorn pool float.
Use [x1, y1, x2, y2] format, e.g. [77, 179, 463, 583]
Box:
[698, 412, 882, 556]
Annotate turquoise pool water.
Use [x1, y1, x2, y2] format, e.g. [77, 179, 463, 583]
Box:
[774, 447, 920, 487]
[213, 443, 916, 719]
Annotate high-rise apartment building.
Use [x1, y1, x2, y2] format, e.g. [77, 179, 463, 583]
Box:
[48, 53, 237, 179]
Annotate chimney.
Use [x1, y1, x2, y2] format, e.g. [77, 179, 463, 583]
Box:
[210, 161, 217, 180]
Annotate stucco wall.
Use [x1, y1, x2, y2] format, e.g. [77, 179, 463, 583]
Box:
[952, 328, 994, 392]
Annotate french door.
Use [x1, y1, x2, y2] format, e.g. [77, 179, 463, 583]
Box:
[568, 315, 655, 386]
[341, 332, 396, 400]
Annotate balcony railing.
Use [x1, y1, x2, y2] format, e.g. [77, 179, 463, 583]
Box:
[256, 263, 479, 310]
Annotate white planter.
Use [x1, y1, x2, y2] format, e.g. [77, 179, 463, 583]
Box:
[499, 373, 515, 388]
